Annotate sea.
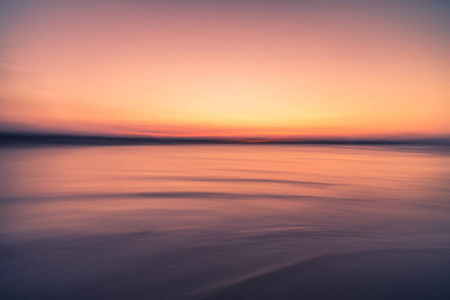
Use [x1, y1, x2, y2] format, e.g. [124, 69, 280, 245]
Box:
[1, 145, 449, 299]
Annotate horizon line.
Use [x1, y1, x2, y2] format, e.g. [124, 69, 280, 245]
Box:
[1, 130, 450, 146]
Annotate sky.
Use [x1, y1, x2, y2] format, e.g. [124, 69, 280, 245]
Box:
[0, 0, 449, 138]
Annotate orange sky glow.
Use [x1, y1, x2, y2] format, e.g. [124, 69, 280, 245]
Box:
[0, 0, 448, 138]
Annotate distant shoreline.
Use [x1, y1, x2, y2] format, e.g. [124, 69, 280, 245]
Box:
[1, 132, 449, 146]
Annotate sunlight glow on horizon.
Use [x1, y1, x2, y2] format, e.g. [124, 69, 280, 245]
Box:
[0, 0, 448, 138]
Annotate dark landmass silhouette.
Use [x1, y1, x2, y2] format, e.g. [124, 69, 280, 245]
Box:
[0, 131, 449, 146]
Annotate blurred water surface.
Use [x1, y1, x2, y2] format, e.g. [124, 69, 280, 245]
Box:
[1, 145, 450, 299]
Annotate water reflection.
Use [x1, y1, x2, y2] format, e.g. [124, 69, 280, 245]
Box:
[1, 145, 449, 299]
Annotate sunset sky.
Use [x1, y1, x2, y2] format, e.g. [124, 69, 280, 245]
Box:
[0, 0, 448, 138]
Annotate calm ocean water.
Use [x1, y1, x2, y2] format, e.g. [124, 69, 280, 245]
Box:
[1, 145, 450, 299]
